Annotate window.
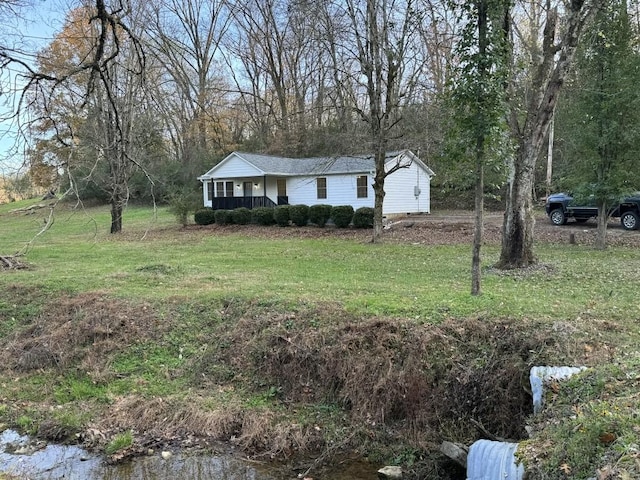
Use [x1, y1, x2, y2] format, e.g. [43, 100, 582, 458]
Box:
[357, 175, 368, 198]
[277, 178, 287, 197]
[225, 181, 234, 197]
[317, 177, 327, 199]
[215, 181, 224, 198]
[207, 181, 213, 201]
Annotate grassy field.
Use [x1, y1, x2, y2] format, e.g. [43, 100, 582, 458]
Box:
[2, 200, 639, 321]
[1, 198, 639, 479]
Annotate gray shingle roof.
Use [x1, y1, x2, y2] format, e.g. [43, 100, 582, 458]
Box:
[198, 150, 434, 180]
[234, 152, 378, 176]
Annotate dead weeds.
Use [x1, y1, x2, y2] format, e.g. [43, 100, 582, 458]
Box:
[187, 301, 609, 448]
[0, 291, 162, 379]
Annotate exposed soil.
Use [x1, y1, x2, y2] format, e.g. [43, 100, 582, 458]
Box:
[183, 209, 640, 248]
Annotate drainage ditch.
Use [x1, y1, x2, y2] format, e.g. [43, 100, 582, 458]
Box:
[463, 366, 586, 480]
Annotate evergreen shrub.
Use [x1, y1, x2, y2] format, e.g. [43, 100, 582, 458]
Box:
[214, 209, 233, 225]
[331, 205, 354, 228]
[353, 207, 374, 228]
[232, 207, 252, 225]
[252, 207, 275, 226]
[273, 205, 291, 227]
[309, 204, 332, 227]
[194, 208, 216, 225]
[289, 204, 310, 227]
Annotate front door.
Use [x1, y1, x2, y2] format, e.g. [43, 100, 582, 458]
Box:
[277, 178, 288, 205]
[277, 178, 286, 197]
[243, 181, 253, 198]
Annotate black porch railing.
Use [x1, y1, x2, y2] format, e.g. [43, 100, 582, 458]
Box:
[210, 196, 285, 210]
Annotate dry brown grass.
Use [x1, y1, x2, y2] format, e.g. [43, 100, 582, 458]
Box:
[95, 394, 324, 459]
[0, 287, 626, 475]
[0, 291, 162, 379]
[188, 300, 614, 448]
[107, 396, 243, 439]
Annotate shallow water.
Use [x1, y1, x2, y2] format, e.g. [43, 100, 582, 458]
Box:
[0, 429, 277, 479]
[0, 430, 379, 479]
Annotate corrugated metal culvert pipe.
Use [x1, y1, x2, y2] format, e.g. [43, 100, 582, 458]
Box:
[465, 366, 587, 480]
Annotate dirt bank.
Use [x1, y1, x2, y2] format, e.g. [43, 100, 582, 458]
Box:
[0, 291, 619, 479]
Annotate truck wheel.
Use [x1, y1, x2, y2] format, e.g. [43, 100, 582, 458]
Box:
[550, 209, 567, 226]
[621, 211, 639, 230]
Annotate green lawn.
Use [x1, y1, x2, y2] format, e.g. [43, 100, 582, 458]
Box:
[2, 200, 639, 323]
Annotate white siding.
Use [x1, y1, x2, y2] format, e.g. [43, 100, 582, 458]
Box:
[202, 181, 211, 207]
[286, 174, 374, 208]
[211, 157, 263, 178]
[383, 161, 431, 215]
[199, 150, 433, 213]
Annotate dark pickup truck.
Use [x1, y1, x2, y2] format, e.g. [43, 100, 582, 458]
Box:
[545, 192, 640, 230]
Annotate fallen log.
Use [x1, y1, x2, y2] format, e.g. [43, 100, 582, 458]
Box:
[0, 254, 28, 270]
[9, 203, 51, 214]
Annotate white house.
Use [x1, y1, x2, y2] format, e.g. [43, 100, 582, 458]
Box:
[197, 150, 434, 216]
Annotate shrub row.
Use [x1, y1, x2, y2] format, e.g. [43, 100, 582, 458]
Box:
[193, 205, 374, 228]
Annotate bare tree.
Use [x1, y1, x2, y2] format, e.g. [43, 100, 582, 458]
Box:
[415, 0, 457, 97]
[338, 0, 420, 242]
[225, 0, 357, 155]
[85, 19, 150, 233]
[497, 0, 603, 268]
[225, 0, 293, 149]
[145, 0, 231, 169]
[1, 0, 147, 233]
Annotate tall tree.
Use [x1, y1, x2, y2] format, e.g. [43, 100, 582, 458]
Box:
[497, 0, 603, 268]
[2, 1, 147, 233]
[304, 0, 365, 154]
[415, 0, 458, 96]
[555, 0, 640, 249]
[145, 0, 231, 176]
[226, 0, 295, 151]
[27, 7, 95, 192]
[450, 0, 509, 294]
[340, 0, 420, 242]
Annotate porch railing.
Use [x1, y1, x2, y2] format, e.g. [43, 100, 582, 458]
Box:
[210, 196, 282, 210]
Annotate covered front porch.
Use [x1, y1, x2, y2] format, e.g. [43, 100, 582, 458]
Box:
[202, 176, 289, 210]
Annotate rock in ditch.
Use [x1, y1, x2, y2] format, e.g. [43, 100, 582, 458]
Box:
[377, 465, 402, 479]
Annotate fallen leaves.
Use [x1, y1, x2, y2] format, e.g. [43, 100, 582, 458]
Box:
[598, 431, 617, 444]
[559, 463, 571, 475]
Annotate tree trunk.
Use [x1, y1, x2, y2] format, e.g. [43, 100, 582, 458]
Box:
[110, 197, 123, 234]
[595, 203, 608, 250]
[498, 142, 538, 268]
[372, 150, 386, 243]
[499, 0, 601, 268]
[471, 0, 489, 295]
[471, 159, 484, 295]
